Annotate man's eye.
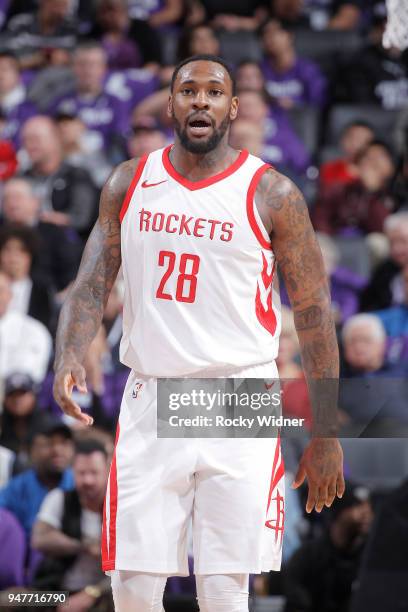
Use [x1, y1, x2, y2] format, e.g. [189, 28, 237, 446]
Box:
[181, 88, 193, 95]
[209, 89, 222, 96]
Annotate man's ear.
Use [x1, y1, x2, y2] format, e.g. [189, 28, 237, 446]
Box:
[167, 94, 173, 118]
[230, 96, 239, 121]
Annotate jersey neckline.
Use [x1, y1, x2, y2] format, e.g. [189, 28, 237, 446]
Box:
[162, 145, 249, 191]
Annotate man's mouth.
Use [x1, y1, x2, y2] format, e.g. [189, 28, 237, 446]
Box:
[187, 116, 213, 137]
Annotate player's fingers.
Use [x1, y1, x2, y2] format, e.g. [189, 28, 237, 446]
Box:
[315, 485, 328, 513]
[71, 364, 88, 393]
[59, 395, 93, 426]
[306, 481, 319, 514]
[325, 480, 337, 508]
[336, 471, 346, 499]
[291, 464, 306, 489]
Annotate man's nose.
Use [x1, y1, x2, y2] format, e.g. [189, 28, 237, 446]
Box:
[193, 91, 209, 109]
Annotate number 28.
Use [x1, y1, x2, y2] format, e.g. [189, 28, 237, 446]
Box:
[156, 250, 200, 303]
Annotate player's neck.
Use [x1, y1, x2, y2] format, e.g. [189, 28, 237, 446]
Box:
[170, 139, 239, 181]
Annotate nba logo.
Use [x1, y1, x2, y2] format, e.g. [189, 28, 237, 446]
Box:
[132, 382, 143, 399]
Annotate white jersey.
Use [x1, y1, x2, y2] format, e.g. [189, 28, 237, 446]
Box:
[119, 145, 281, 377]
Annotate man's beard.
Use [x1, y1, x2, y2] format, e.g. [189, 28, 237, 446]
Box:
[173, 111, 230, 154]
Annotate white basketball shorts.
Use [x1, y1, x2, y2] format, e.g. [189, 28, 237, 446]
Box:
[101, 361, 285, 576]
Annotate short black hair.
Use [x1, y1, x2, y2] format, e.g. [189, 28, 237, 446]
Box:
[356, 138, 396, 165]
[171, 54, 236, 96]
[0, 224, 40, 261]
[342, 120, 375, 134]
[74, 438, 108, 459]
[0, 52, 19, 66]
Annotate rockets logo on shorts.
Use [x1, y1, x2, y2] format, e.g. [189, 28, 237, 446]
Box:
[132, 382, 144, 399]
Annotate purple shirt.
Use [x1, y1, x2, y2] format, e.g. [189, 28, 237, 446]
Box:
[0, 509, 26, 589]
[102, 37, 142, 71]
[1, 88, 38, 147]
[262, 108, 310, 174]
[281, 265, 367, 323]
[105, 69, 159, 125]
[260, 57, 327, 108]
[48, 90, 125, 149]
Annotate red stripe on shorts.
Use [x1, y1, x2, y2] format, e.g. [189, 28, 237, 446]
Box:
[102, 422, 121, 571]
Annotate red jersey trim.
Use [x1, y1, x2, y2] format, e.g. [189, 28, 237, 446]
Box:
[101, 422, 120, 571]
[162, 145, 249, 191]
[246, 163, 272, 251]
[119, 154, 149, 223]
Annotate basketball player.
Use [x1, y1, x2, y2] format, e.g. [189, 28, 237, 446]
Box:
[53, 54, 345, 611]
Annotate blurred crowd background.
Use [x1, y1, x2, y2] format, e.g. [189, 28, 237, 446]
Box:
[0, 0, 408, 611]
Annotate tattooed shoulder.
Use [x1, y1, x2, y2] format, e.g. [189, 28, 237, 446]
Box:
[100, 157, 140, 222]
[257, 167, 307, 216]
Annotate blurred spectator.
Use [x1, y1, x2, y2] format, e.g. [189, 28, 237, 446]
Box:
[313, 140, 395, 235]
[375, 266, 408, 337]
[235, 60, 265, 93]
[21, 116, 98, 237]
[350, 478, 408, 612]
[342, 313, 396, 374]
[317, 233, 367, 323]
[177, 23, 220, 61]
[237, 89, 310, 178]
[26, 49, 75, 113]
[0, 271, 52, 383]
[0, 373, 49, 469]
[127, 0, 184, 30]
[0, 52, 38, 147]
[4, 0, 77, 70]
[0, 140, 17, 181]
[360, 211, 408, 311]
[0, 444, 16, 487]
[186, 0, 268, 31]
[105, 67, 159, 125]
[0, 420, 74, 539]
[0, 508, 26, 589]
[55, 111, 112, 188]
[89, 0, 164, 70]
[32, 439, 112, 608]
[277, 306, 312, 430]
[269, 0, 362, 30]
[1, 178, 81, 291]
[48, 42, 125, 161]
[336, 15, 408, 109]
[127, 116, 167, 158]
[283, 481, 373, 612]
[260, 19, 327, 109]
[0, 224, 54, 329]
[319, 120, 375, 189]
[89, 0, 142, 70]
[229, 118, 263, 157]
[340, 313, 408, 430]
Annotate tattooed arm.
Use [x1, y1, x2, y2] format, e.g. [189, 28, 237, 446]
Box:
[53, 159, 139, 425]
[256, 168, 345, 513]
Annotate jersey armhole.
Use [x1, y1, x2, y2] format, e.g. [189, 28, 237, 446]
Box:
[246, 163, 273, 250]
[119, 154, 149, 223]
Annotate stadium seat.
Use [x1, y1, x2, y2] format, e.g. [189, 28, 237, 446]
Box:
[341, 439, 408, 489]
[326, 105, 399, 147]
[334, 235, 371, 278]
[294, 29, 363, 71]
[253, 596, 286, 612]
[218, 30, 262, 65]
[287, 106, 320, 156]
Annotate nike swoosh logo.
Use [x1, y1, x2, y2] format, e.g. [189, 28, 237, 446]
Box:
[141, 179, 167, 188]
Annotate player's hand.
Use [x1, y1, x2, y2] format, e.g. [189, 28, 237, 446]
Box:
[53, 362, 93, 426]
[291, 438, 345, 513]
